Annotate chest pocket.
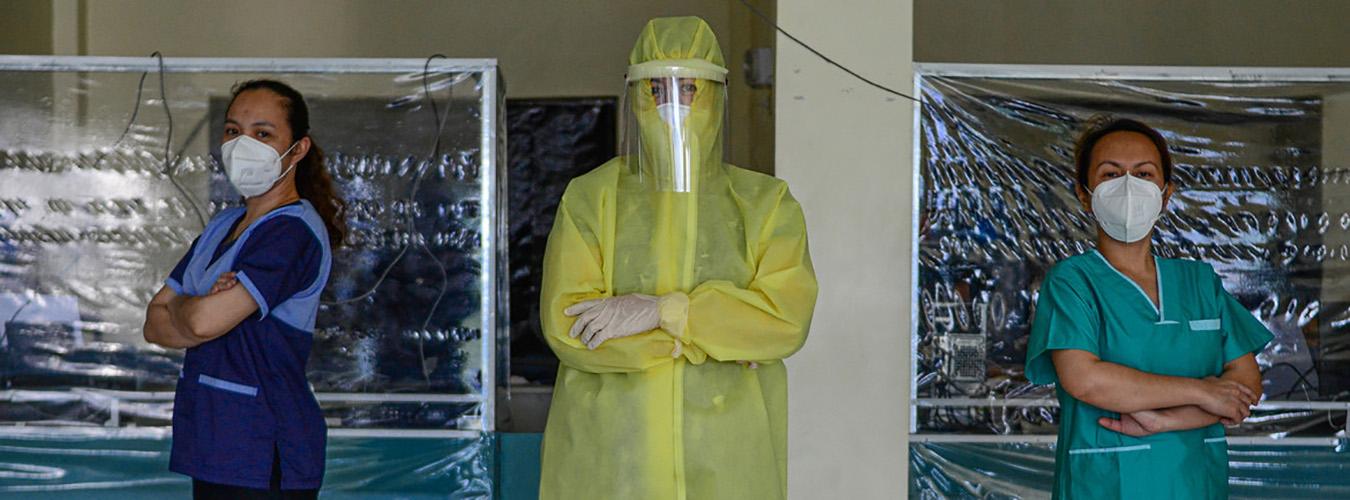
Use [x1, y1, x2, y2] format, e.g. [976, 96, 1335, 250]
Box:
[1181, 317, 1227, 376]
[1189, 318, 1221, 331]
[1117, 319, 1225, 379]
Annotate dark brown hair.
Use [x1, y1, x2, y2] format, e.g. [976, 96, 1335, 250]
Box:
[228, 79, 346, 248]
[1073, 117, 1173, 191]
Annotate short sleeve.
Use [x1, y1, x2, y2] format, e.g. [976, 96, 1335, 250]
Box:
[165, 236, 201, 295]
[1025, 267, 1101, 385]
[231, 217, 322, 319]
[1215, 272, 1273, 364]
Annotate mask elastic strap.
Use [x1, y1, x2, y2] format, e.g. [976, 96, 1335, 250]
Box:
[277, 159, 298, 180]
[269, 141, 302, 188]
[280, 140, 300, 160]
[279, 140, 301, 175]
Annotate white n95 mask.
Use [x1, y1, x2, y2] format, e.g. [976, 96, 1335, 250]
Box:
[656, 102, 691, 127]
[654, 102, 693, 192]
[221, 136, 298, 198]
[1089, 174, 1164, 243]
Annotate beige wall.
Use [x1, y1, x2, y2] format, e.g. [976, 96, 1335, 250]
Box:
[74, 1, 728, 97]
[4, 0, 775, 173]
[723, 0, 777, 174]
[727, 0, 777, 173]
[777, 0, 912, 498]
[0, 0, 54, 54]
[915, 0, 1350, 66]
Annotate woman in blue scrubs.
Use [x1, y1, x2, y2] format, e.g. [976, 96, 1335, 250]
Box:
[1026, 118, 1272, 499]
[143, 80, 344, 499]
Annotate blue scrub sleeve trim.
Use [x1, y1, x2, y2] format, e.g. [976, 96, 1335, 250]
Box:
[235, 271, 270, 319]
[197, 374, 259, 397]
[165, 278, 186, 296]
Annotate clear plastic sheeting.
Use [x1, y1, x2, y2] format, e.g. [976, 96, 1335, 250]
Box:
[0, 55, 507, 429]
[910, 441, 1350, 499]
[912, 64, 1350, 496]
[0, 56, 505, 495]
[914, 65, 1350, 432]
[0, 428, 493, 498]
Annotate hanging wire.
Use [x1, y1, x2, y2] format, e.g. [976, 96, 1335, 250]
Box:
[735, 0, 923, 104]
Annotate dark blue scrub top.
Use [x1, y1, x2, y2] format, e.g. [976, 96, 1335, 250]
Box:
[164, 202, 329, 490]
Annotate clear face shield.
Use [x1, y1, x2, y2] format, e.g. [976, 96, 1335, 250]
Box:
[621, 60, 728, 193]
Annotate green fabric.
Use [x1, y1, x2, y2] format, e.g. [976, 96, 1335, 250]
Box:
[1027, 251, 1273, 499]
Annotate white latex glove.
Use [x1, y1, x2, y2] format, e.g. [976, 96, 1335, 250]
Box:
[565, 294, 663, 350]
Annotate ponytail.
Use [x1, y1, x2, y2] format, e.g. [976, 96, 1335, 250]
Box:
[293, 141, 347, 247]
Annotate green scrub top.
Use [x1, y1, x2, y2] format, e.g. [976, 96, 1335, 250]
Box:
[1026, 250, 1273, 499]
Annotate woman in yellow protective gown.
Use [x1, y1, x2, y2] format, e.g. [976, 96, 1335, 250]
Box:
[538, 16, 819, 500]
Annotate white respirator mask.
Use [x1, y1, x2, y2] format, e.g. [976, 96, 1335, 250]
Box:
[220, 136, 298, 198]
[656, 102, 691, 127]
[1089, 174, 1165, 243]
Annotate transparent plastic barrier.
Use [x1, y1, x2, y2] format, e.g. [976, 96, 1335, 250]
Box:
[912, 64, 1350, 496]
[914, 65, 1350, 433]
[0, 56, 504, 430]
[0, 56, 506, 495]
[910, 441, 1350, 499]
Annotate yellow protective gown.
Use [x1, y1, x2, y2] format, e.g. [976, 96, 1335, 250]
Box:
[539, 17, 819, 500]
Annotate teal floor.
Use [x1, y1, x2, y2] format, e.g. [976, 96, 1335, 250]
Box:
[0, 432, 545, 499]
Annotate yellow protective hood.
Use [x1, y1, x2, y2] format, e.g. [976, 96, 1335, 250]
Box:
[628, 16, 727, 75]
[624, 16, 727, 193]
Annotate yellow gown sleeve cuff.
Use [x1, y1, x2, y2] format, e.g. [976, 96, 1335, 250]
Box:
[657, 292, 690, 341]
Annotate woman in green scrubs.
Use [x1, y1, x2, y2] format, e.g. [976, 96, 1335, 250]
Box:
[1026, 118, 1273, 499]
